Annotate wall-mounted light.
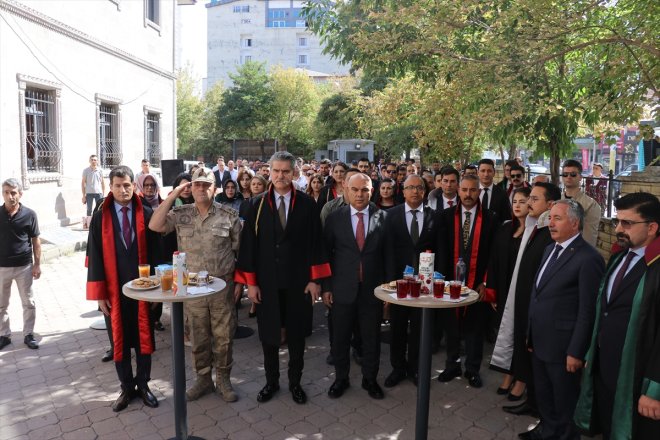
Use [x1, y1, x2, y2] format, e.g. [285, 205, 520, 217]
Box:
[355, 144, 361, 149]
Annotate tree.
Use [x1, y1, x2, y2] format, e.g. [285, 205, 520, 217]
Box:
[176, 68, 203, 158]
[304, 0, 658, 180]
[315, 90, 366, 145]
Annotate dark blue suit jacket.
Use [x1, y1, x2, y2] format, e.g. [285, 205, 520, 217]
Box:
[528, 234, 605, 363]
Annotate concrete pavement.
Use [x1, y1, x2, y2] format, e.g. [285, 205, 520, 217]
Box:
[0, 250, 541, 440]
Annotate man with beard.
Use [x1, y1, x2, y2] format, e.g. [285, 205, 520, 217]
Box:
[575, 192, 660, 440]
[235, 151, 330, 405]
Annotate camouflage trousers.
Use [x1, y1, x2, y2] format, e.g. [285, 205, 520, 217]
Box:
[185, 279, 237, 375]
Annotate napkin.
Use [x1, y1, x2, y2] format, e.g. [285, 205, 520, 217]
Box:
[187, 286, 214, 295]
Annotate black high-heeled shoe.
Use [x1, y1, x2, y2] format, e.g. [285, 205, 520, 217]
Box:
[248, 310, 257, 318]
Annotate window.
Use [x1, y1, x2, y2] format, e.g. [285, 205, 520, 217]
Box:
[296, 20, 306, 28]
[240, 55, 253, 64]
[98, 103, 121, 168]
[24, 88, 61, 174]
[298, 37, 307, 47]
[269, 10, 286, 19]
[233, 5, 249, 12]
[241, 38, 253, 48]
[298, 54, 308, 65]
[145, 112, 161, 166]
[146, 0, 159, 25]
[271, 20, 286, 27]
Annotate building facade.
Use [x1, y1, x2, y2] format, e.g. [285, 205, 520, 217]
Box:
[206, 0, 350, 87]
[0, 0, 177, 226]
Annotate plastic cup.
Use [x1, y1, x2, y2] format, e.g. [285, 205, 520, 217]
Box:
[160, 269, 173, 291]
[396, 279, 409, 299]
[410, 279, 422, 298]
[138, 264, 150, 278]
[449, 281, 461, 299]
[433, 280, 445, 298]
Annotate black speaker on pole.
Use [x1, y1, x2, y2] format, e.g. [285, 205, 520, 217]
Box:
[161, 159, 184, 187]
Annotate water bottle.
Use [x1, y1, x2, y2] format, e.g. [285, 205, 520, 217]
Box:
[455, 257, 467, 286]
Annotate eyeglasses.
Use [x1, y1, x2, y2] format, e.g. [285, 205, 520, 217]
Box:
[561, 172, 579, 178]
[403, 185, 425, 192]
[612, 218, 651, 229]
[510, 173, 523, 178]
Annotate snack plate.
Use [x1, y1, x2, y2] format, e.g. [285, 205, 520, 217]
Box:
[129, 277, 161, 291]
[187, 276, 215, 287]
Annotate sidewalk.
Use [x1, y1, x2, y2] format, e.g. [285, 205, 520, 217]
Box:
[0, 246, 540, 440]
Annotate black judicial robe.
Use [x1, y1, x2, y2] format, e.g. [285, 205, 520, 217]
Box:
[86, 194, 160, 361]
[235, 184, 331, 347]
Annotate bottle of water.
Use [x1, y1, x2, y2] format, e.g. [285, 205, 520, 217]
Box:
[455, 257, 467, 286]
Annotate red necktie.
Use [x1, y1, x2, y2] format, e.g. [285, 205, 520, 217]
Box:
[448, 200, 454, 207]
[356, 212, 365, 281]
[121, 206, 131, 249]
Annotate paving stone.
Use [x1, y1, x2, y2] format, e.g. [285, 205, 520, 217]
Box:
[27, 424, 61, 440]
[0, 423, 28, 440]
[61, 427, 96, 440]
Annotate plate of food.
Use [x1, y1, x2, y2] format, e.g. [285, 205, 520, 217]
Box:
[130, 277, 160, 290]
[380, 281, 397, 293]
[187, 272, 215, 287]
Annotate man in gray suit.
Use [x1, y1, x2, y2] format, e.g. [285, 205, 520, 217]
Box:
[322, 173, 388, 400]
[525, 199, 605, 440]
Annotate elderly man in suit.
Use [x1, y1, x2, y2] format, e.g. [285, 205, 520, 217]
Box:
[575, 192, 660, 440]
[322, 173, 388, 400]
[383, 174, 438, 387]
[525, 199, 605, 440]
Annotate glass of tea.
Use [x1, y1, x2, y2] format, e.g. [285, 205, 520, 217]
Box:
[138, 264, 151, 278]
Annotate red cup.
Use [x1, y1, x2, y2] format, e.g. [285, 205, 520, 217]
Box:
[409, 279, 422, 298]
[449, 282, 461, 299]
[396, 279, 409, 299]
[433, 280, 445, 298]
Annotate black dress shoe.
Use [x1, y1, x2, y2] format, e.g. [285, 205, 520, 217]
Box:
[437, 366, 461, 382]
[289, 384, 307, 404]
[256, 383, 280, 403]
[384, 369, 407, 388]
[112, 388, 136, 412]
[154, 321, 165, 332]
[503, 400, 540, 417]
[518, 424, 543, 440]
[24, 334, 38, 349]
[101, 349, 113, 363]
[327, 379, 350, 398]
[497, 385, 511, 395]
[0, 336, 11, 350]
[137, 385, 158, 408]
[464, 372, 483, 388]
[361, 378, 384, 400]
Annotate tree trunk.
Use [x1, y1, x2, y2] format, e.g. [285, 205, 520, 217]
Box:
[550, 140, 561, 184]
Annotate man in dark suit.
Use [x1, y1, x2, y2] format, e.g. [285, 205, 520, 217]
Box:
[235, 152, 331, 405]
[575, 192, 660, 440]
[383, 175, 438, 387]
[478, 158, 511, 222]
[526, 199, 605, 440]
[322, 173, 388, 400]
[86, 165, 161, 412]
[213, 158, 231, 191]
[436, 174, 499, 388]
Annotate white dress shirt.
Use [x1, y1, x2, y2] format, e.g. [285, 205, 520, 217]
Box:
[442, 194, 458, 210]
[479, 183, 494, 209]
[405, 203, 425, 235]
[536, 233, 580, 286]
[606, 247, 645, 301]
[275, 190, 292, 222]
[114, 201, 134, 247]
[461, 205, 477, 235]
[350, 205, 369, 239]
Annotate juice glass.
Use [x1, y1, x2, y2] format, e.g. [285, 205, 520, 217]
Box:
[138, 264, 151, 278]
[396, 279, 409, 299]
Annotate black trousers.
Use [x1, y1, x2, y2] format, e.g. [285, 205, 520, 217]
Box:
[594, 371, 614, 440]
[531, 352, 581, 440]
[115, 346, 151, 391]
[442, 302, 489, 373]
[331, 283, 383, 381]
[389, 304, 421, 374]
[327, 308, 363, 354]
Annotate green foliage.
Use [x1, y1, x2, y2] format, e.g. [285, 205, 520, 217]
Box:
[176, 67, 203, 157]
[315, 90, 365, 143]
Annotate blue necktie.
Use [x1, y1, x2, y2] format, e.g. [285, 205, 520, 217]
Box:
[538, 244, 562, 286]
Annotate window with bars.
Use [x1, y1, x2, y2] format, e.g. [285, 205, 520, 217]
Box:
[99, 103, 121, 168]
[146, 112, 161, 166]
[24, 88, 61, 173]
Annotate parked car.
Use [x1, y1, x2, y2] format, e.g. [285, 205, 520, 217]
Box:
[613, 163, 640, 198]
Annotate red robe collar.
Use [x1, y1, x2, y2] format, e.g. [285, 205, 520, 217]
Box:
[453, 204, 483, 289]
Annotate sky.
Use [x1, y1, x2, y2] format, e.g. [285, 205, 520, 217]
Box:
[177, 1, 207, 88]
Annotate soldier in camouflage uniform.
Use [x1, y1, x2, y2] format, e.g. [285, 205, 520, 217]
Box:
[150, 167, 242, 402]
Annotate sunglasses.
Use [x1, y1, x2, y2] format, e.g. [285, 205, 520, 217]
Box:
[561, 172, 579, 177]
[612, 218, 651, 229]
[510, 173, 523, 178]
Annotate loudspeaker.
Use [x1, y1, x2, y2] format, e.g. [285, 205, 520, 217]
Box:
[161, 159, 184, 186]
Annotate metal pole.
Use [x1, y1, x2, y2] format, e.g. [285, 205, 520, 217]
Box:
[171, 302, 187, 440]
[415, 308, 433, 440]
[606, 169, 614, 218]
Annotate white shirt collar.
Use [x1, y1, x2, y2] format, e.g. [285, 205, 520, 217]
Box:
[274, 190, 292, 202]
[350, 205, 369, 216]
[556, 232, 580, 249]
[405, 203, 423, 214]
[480, 183, 494, 191]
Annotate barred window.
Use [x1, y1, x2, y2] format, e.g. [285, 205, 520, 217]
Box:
[24, 88, 61, 173]
[146, 112, 161, 166]
[99, 103, 121, 168]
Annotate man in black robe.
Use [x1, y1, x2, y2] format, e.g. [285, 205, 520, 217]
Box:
[235, 151, 331, 405]
[86, 165, 161, 412]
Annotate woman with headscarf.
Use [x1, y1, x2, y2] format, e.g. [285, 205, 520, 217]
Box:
[137, 174, 162, 209]
[172, 172, 194, 206]
[214, 179, 244, 212]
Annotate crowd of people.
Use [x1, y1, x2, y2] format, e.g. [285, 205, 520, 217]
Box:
[1, 150, 658, 440]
